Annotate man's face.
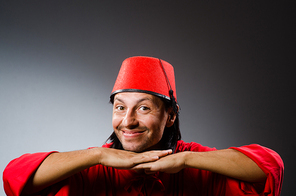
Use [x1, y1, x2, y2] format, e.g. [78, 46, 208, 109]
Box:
[112, 92, 170, 152]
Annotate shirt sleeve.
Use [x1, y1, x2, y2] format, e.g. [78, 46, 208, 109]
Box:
[3, 151, 57, 196]
[229, 144, 284, 196]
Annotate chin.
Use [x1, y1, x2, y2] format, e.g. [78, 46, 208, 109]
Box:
[122, 143, 150, 152]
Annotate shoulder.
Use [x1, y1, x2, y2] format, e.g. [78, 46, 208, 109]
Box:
[101, 143, 113, 148]
[230, 144, 284, 168]
[175, 140, 217, 153]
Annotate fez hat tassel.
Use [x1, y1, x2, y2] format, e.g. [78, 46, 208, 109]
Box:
[159, 59, 178, 114]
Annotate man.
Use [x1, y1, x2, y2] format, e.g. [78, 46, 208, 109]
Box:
[3, 56, 284, 196]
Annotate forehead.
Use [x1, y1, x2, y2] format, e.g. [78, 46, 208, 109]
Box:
[113, 92, 163, 105]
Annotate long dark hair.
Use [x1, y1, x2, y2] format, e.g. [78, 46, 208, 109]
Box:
[106, 96, 181, 152]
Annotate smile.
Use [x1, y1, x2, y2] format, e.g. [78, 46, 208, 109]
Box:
[122, 130, 145, 137]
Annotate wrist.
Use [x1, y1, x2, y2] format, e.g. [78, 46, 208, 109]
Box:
[183, 151, 199, 169]
[86, 147, 104, 166]
[182, 151, 192, 169]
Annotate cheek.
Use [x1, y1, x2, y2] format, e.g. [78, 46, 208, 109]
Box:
[146, 115, 167, 133]
[112, 115, 121, 129]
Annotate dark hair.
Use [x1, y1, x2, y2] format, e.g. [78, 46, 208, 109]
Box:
[106, 96, 181, 152]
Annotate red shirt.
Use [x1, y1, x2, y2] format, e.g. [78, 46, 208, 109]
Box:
[3, 140, 284, 196]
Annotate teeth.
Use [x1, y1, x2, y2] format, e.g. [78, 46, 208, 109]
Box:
[124, 132, 136, 135]
[123, 131, 143, 135]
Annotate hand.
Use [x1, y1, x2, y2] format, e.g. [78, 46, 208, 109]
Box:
[131, 152, 187, 174]
[97, 147, 173, 170]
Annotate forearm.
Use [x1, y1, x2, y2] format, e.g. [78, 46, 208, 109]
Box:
[22, 147, 172, 195]
[23, 148, 101, 195]
[184, 149, 266, 182]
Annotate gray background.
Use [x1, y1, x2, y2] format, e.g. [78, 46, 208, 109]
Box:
[0, 1, 294, 195]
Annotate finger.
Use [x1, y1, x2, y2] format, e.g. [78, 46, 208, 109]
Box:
[131, 149, 172, 166]
[134, 149, 172, 163]
[159, 149, 173, 156]
[131, 155, 158, 166]
[147, 149, 172, 158]
[131, 162, 152, 170]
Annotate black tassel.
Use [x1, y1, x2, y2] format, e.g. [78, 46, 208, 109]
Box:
[169, 90, 178, 114]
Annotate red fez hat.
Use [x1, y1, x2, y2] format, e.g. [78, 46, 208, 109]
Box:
[111, 56, 177, 102]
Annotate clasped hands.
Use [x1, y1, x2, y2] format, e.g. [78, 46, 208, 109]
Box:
[97, 148, 187, 174]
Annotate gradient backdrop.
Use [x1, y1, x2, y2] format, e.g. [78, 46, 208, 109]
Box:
[0, 1, 294, 195]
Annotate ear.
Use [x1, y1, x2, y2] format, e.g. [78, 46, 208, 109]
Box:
[166, 105, 179, 127]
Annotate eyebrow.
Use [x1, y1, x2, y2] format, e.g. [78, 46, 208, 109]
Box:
[114, 97, 155, 105]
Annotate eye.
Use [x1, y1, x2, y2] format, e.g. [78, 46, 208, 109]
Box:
[139, 106, 150, 111]
[116, 106, 125, 111]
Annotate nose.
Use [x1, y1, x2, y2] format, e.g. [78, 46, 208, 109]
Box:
[122, 109, 139, 128]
